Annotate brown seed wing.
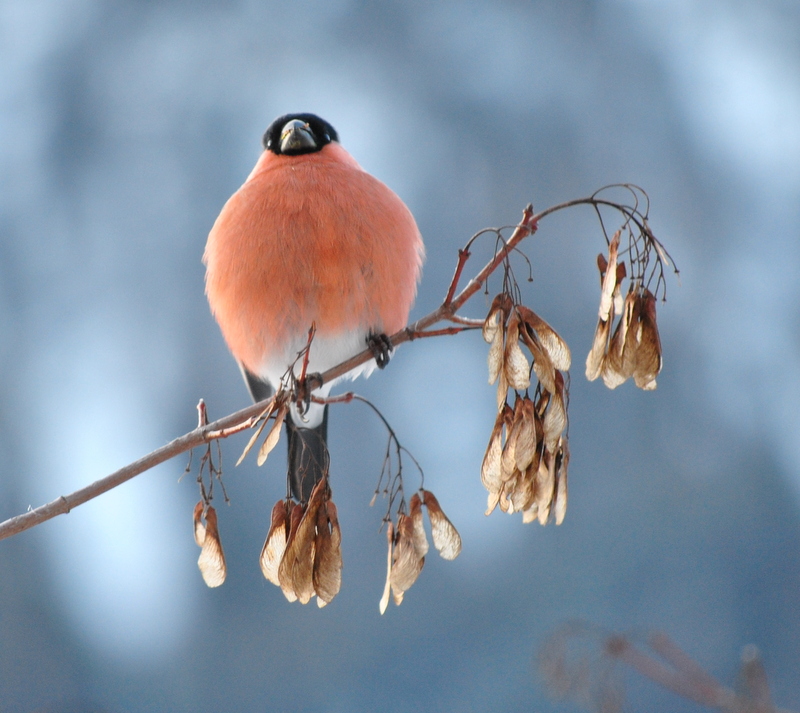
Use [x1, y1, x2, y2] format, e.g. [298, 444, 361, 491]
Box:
[504, 311, 531, 390]
[313, 501, 342, 605]
[197, 506, 226, 588]
[423, 491, 462, 560]
[409, 494, 430, 558]
[260, 499, 290, 586]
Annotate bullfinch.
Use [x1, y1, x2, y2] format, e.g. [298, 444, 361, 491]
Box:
[204, 113, 424, 502]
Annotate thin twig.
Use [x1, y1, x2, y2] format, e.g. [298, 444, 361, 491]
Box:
[443, 248, 472, 305]
[0, 397, 272, 540]
[408, 326, 474, 339]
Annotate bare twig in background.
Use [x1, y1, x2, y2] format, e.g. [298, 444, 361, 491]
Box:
[539, 621, 795, 713]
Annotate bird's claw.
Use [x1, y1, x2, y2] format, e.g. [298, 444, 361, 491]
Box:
[295, 372, 323, 414]
[367, 333, 393, 369]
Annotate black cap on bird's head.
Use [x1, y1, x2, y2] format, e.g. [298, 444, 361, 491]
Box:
[263, 113, 339, 156]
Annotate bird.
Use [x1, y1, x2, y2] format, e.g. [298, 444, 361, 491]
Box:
[204, 113, 424, 503]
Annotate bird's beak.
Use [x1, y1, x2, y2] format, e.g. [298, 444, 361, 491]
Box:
[280, 120, 317, 153]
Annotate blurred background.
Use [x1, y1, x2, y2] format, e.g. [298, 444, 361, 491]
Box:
[1, 0, 799, 711]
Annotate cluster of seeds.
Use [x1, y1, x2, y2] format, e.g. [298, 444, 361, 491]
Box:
[380, 490, 461, 613]
[585, 231, 662, 390]
[260, 477, 342, 607]
[482, 294, 571, 524]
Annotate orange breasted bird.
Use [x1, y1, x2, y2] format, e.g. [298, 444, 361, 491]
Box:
[204, 113, 424, 502]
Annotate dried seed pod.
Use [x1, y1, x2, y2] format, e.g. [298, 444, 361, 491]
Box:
[602, 288, 637, 389]
[237, 396, 278, 466]
[260, 499, 290, 586]
[522, 462, 540, 523]
[313, 500, 342, 606]
[598, 232, 621, 321]
[509, 466, 535, 514]
[517, 306, 572, 371]
[520, 460, 539, 513]
[481, 406, 509, 494]
[483, 311, 499, 345]
[423, 490, 462, 560]
[281, 479, 326, 604]
[586, 317, 611, 381]
[496, 369, 509, 412]
[197, 505, 227, 588]
[257, 403, 288, 466]
[513, 397, 538, 472]
[498, 473, 518, 513]
[483, 294, 511, 342]
[277, 502, 304, 602]
[522, 502, 539, 524]
[535, 454, 555, 525]
[409, 493, 429, 558]
[487, 323, 505, 385]
[501, 396, 525, 482]
[614, 263, 626, 315]
[379, 521, 394, 615]
[542, 375, 567, 453]
[601, 290, 638, 389]
[553, 439, 569, 526]
[520, 324, 557, 394]
[485, 489, 501, 517]
[504, 310, 531, 390]
[587, 237, 628, 383]
[389, 514, 425, 604]
[632, 289, 662, 390]
[485, 295, 509, 385]
[193, 501, 206, 547]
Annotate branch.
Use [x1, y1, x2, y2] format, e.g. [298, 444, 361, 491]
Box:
[0, 398, 271, 540]
[540, 623, 793, 713]
[0, 190, 664, 541]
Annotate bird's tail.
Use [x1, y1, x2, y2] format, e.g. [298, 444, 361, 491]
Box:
[286, 406, 329, 502]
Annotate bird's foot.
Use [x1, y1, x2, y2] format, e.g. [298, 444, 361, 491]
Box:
[367, 333, 393, 369]
[295, 372, 323, 415]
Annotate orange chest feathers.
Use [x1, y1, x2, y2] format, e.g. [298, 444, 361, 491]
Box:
[204, 144, 423, 373]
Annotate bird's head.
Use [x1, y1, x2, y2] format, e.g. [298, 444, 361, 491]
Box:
[262, 113, 339, 156]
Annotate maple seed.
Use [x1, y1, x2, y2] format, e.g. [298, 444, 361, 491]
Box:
[389, 514, 425, 605]
[276, 503, 303, 602]
[553, 440, 569, 526]
[504, 310, 531, 390]
[586, 316, 611, 382]
[236, 396, 278, 466]
[542, 374, 567, 452]
[195, 503, 227, 588]
[481, 406, 507, 494]
[486, 317, 505, 385]
[513, 397, 538, 473]
[501, 395, 525, 481]
[517, 305, 572, 371]
[598, 232, 621, 321]
[520, 323, 557, 394]
[313, 501, 342, 607]
[260, 499, 290, 586]
[586, 231, 662, 391]
[193, 501, 206, 547]
[257, 403, 288, 466]
[278, 479, 325, 604]
[409, 493, 430, 558]
[632, 289, 662, 390]
[423, 490, 462, 560]
[379, 522, 394, 615]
